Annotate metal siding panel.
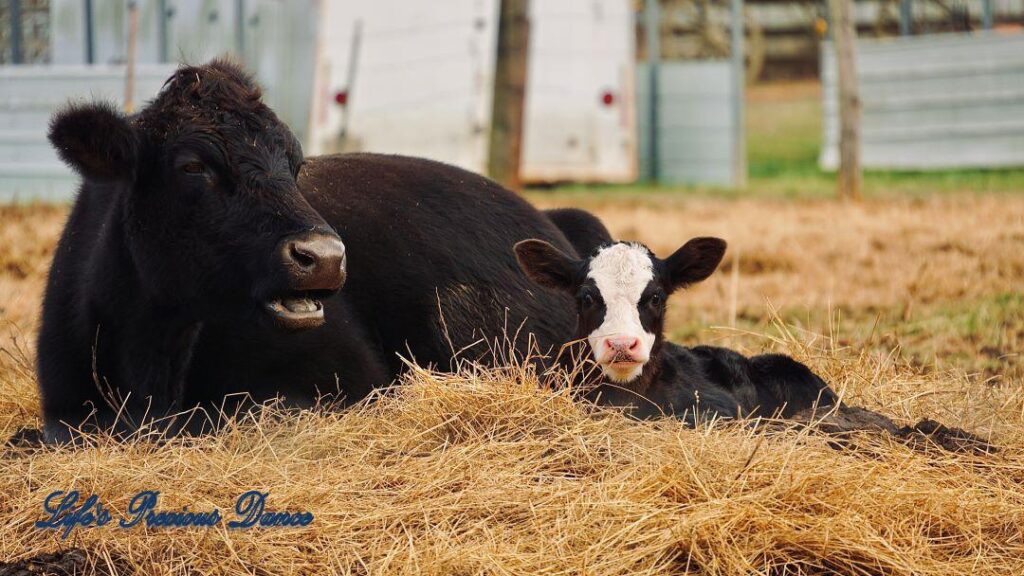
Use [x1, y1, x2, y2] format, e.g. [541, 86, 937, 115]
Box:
[659, 161, 734, 184]
[0, 65, 177, 201]
[243, 0, 317, 146]
[820, 32, 1024, 171]
[863, 134, 1024, 169]
[50, 0, 87, 64]
[637, 61, 735, 185]
[167, 0, 239, 63]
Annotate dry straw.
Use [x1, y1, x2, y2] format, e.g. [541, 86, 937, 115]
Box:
[1, 327, 1023, 575]
[2, 198, 1023, 574]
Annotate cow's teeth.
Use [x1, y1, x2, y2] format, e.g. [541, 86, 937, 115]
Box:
[282, 298, 318, 313]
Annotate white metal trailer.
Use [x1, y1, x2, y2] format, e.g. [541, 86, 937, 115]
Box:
[307, 0, 638, 183]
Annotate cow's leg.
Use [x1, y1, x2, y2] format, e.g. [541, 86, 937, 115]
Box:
[37, 319, 112, 444]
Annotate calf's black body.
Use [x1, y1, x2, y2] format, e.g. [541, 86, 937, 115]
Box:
[597, 344, 838, 424]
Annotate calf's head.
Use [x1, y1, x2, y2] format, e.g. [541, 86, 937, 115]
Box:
[515, 238, 726, 384]
[49, 60, 343, 330]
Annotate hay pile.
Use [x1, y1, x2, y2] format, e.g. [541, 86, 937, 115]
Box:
[1, 199, 1022, 574]
[2, 344, 1022, 575]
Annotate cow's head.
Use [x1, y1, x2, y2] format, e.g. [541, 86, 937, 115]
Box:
[49, 60, 343, 330]
[515, 238, 726, 384]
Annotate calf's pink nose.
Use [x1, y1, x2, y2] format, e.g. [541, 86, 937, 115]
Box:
[605, 336, 640, 353]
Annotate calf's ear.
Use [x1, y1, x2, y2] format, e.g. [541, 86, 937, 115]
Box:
[514, 239, 580, 292]
[49, 103, 138, 182]
[663, 237, 727, 292]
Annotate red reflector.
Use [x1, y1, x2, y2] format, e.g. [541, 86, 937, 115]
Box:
[601, 91, 615, 106]
[334, 90, 348, 106]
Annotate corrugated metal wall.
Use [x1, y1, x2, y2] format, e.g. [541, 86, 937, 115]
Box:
[657, 0, 1024, 81]
[637, 61, 737, 185]
[820, 31, 1024, 171]
[49, 0, 317, 144]
[0, 64, 176, 201]
[0, 0, 318, 201]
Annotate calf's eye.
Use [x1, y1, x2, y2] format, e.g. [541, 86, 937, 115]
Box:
[182, 161, 206, 175]
[648, 294, 663, 307]
[580, 293, 595, 308]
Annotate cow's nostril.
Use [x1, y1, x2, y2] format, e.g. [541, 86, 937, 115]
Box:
[279, 233, 346, 292]
[606, 336, 641, 354]
[289, 243, 318, 269]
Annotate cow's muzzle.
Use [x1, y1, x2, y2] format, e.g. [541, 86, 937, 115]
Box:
[263, 230, 346, 330]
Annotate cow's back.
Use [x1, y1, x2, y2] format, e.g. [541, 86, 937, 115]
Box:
[299, 153, 579, 374]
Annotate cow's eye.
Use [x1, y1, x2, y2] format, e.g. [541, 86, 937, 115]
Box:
[580, 293, 595, 308]
[182, 161, 206, 175]
[648, 293, 663, 307]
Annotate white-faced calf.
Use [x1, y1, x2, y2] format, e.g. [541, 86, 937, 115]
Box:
[514, 238, 838, 423]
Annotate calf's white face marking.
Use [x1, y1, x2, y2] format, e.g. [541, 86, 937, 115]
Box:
[586, 243, 656, 383]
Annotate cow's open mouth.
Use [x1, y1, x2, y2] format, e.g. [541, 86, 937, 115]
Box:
[263, 292, 328, 329]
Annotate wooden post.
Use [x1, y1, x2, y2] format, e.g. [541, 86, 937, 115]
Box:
[830, 0, 861, 200]
[124, 0, 139, 113]
[488, 0, 530, 191]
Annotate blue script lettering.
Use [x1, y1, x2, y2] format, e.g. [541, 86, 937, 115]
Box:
[119, 490, 159, 528]
[119, 490, 221, 528]
[35, 490, 111, 539]
[228, 490, 314, 529]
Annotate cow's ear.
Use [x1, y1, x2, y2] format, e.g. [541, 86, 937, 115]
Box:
[49, 103, 137, 182]
[514, 239, 581, 292]
[663, 237, 727, 292]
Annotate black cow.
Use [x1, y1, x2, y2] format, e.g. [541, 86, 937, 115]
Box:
[514, 237, 838, 423]
[38, 60, 579, 443]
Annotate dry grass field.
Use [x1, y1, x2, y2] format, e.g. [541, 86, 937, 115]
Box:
[1, 190, 1023, 575]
